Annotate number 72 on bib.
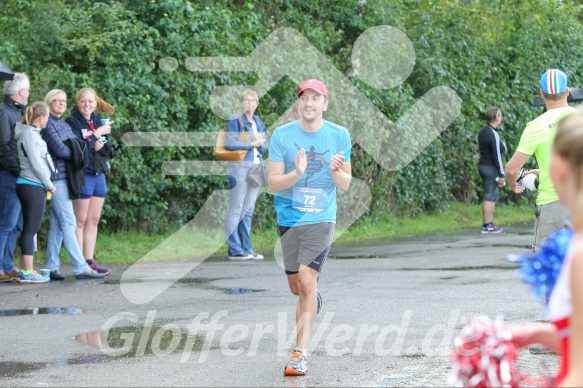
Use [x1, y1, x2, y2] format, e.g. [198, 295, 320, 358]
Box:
[292, 186, 328, 213]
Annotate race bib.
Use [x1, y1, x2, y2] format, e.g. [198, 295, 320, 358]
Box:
[292, 186, 327, 213]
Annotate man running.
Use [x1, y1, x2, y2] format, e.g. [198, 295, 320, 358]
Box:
[268, 79, 352, 375]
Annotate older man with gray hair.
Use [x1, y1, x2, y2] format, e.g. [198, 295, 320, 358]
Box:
[0, 73, 30, 282]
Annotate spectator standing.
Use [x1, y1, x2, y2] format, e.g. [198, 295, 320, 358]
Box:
[42, 89, 104, 280]
[65, 88, 114, 275]
[505, 69, 575, 251]
[224, 89, 267, 260]
[0, 73, 29, 282]
[13, 102, 53, 283]
[477, 107, 506, 234]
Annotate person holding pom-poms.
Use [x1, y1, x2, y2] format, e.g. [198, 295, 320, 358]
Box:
[451, 110, 583, 387]
[509, 109, 583, 387]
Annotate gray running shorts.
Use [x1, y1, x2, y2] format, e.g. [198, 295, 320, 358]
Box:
[277, 222, 335, 274]
[533, 201, 571, 252]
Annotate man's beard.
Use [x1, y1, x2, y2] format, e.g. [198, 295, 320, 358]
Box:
[301, 111, 317, 123]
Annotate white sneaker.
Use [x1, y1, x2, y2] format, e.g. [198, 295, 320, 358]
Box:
[228, 254, 253, 260]
[248, 253, 264, 260]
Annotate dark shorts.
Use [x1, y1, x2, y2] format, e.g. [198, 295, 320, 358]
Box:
[478, 165, 499, 202]
[80, 173, 107, 199]
[277, 222, 335, 274]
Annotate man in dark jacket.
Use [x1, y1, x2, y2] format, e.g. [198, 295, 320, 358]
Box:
[0, 73, 29, 282]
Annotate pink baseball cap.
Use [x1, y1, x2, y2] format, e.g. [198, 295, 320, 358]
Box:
[297, 79, 328, 98]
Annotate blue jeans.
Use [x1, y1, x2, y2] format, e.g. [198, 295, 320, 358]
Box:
[45, 180, 90, 275]
[225, 162, 261, 256]
[0, 170, 22, 273]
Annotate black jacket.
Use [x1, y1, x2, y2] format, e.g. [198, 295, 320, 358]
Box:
[0, 95, 26, 176]
[478, 124, 506, 177]
[64, 138, 89, 199]
[65, 106, 113, 175]
[42, 114, 79, 181]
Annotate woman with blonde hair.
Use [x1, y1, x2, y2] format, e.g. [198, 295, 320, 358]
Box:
[42, 89, 104, 280]
[224, 89, 267, 260]
[512, 109, 583, 386]
[65, 88, 114, 275]
[13, 102, 53, 283]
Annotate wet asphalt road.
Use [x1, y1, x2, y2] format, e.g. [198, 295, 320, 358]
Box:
[0, 223, 559, 387]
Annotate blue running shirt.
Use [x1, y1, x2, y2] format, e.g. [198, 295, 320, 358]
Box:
[269, 120, 351, 227]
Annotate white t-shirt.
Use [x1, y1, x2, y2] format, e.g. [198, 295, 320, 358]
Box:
[251, 121, 260, 164]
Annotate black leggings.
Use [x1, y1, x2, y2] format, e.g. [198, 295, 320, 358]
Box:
[16, 184, 46, 255]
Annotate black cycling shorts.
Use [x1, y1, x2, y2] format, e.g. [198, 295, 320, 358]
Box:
[478, 165, 500, 202]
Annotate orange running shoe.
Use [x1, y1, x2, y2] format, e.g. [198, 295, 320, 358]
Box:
[283, 349, 307, 376]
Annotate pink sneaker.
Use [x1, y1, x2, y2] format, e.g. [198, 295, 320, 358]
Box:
[88, 261, 111, 276]
[481, 223, 503, 234]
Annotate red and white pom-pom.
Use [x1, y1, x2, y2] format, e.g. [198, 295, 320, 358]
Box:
[449, 316, 524, 387]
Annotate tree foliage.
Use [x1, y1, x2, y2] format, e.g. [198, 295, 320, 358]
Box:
[1, 0, 582, 232]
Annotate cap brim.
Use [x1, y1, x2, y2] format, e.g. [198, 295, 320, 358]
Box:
[298, 87, 326, 97]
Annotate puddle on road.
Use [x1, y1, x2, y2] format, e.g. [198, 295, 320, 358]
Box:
[0, 325, 216, 379]
[0, 354, 106, 379]
[474, 243, 531, 250]
[398, 265, 518, 271]
[490, 243, 531, 248]
[104, 277, 266, 295]
[177, 277, 226, 285]
[74, 326, 215, 358]
[400, 353, 426, 358]
[104, 277, 226, 285]
[330, 254, 387, 260]
[226, 288, 266, 294]
[0, 307, 87, 316]
[105, 278, 267, 294]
